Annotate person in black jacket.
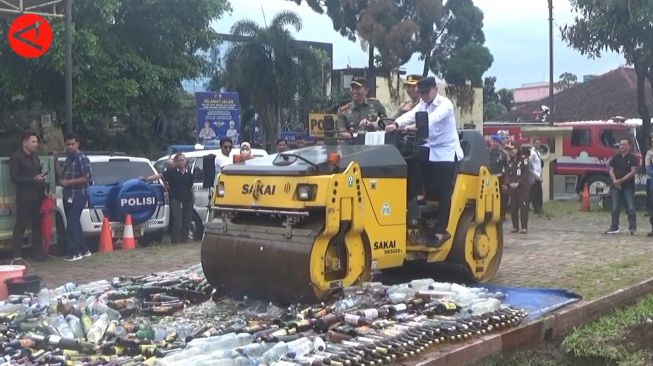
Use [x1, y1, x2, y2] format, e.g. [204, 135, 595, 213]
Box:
[505, 143, 532, 234]
[9, 131, 47, 261]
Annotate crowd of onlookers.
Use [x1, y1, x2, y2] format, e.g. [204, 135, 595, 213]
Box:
[487, 133, 543, 234]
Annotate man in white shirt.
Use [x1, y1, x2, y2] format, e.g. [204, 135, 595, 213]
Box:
[214, 137, 234, 173]
[386, 76, 464, 247]
[529, 139, 543, 214]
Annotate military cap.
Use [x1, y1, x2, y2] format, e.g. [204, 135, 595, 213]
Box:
[350, 77, 369, 88]
[404, 74, 422, 86]
[417, 76, 437, 92]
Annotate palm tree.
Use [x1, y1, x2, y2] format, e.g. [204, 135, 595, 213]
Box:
[221, 11, 323, 146]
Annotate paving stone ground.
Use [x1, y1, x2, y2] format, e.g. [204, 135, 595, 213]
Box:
[16, 202, 653, 299]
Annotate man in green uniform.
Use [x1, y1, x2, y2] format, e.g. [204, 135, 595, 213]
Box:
[392, 74, 422, 119]
[337, 78, 387, 136]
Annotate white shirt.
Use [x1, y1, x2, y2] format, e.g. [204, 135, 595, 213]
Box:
[529, 147, 542, 180]
[214, 152, 234, 173]
[395, 95, 464, 162]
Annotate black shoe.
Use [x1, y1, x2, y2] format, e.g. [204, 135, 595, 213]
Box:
[647, 231, 653, 237]
[510, 228, 519, 233]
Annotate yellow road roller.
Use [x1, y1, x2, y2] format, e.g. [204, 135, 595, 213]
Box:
[200, 125, 502, 303]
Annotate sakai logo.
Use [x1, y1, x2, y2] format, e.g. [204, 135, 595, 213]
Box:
[120, 197, 156, 207]
[373, 240, 401, 255]
[242, 183, 276, 197]
[283, 182, 291, 194]
[373, 240, 396, 250]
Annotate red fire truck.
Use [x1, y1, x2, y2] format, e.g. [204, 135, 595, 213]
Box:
[483, 120, 644, 196]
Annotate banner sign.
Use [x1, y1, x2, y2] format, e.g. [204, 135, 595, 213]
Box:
[196, 92, 240, 144]
[308, 113, 337, 137]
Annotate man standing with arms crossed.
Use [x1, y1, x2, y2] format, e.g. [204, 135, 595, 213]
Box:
[55, 133, 92, 261]
[605, 138, 639, 235]
[386, 76, 464, 247]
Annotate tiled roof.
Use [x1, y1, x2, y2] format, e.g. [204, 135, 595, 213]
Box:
[496, 67, 653, 122]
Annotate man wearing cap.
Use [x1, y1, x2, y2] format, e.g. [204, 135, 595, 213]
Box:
[386, 76, 464, 247]
[337, 77, 387, 136]
[392, 74, 422, 119]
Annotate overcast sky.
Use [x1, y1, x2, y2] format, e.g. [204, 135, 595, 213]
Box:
[213, 0, 626, 89]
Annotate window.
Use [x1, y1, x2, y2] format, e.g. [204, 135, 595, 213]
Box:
[571, 129, 591, 146]
[600, 129, 633, 149]
[90, 160, 155, 185]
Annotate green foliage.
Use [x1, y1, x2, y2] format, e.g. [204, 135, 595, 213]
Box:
[288, 0, 492, 87]
[497, 88, 514, 112]
[211, 11, 326, 145]
[562, 293, 653, 365]
[557, 72, 578, 89]
[483, 76, 509, 121]
[0, 0, 230, 156]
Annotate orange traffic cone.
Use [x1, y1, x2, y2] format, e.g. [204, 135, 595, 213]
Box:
[122, 214, 137, 250]
[581, 183, 591, 212]
[98, 217, 114, 252]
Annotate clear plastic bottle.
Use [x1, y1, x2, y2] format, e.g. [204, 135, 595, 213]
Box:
[195, 357, 251, 366]
[259, 341, 289, 364]
[408, 278, 436, 291]
[286, 337, 314, 359]
[86, 313, 109, 344]
[312, 336, 326, 352]
[37, 287, 51, 307]
[53, 315, 76, 339]
[65, 314, 84, 338]
[237, 342, 273, 358]
[469, 298, 501, 315]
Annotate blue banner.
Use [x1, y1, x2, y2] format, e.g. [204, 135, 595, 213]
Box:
[196, 92, 240, 144]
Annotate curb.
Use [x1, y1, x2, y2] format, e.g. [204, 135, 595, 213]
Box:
[400, 276, 653, 366]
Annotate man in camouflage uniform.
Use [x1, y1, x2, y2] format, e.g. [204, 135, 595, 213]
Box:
[337, 78, 387, 136]
[392, 74, 422, 119]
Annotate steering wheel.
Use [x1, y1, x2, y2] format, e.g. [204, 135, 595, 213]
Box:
[377, 117, 396, 130]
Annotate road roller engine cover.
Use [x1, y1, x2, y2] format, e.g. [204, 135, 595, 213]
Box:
[201, 117, 503, 304]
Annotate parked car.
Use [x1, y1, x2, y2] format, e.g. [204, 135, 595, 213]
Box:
[55, 153, 169, 249]
[154, 147, 269, 240]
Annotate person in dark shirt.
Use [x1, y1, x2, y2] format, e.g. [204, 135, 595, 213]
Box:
[488, 134, 508, 220]
[606, 138, 640, 235]
[8, 131, 47, 262]
[505, 143, 532, 234]
[144, 153, 194, 243]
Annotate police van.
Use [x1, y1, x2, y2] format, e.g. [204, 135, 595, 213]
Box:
[55, 154, 169, 248]
[154, 147, 268, 240]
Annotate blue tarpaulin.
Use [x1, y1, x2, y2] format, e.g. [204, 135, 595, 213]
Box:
[476, 284, 582, 321]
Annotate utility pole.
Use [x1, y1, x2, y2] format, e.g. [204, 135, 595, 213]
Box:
[548, 0, 554, 125]
[64, 0, 73, 134]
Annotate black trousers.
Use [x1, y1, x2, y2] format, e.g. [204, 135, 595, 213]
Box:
[406, 158, 425, 200]
[12, 200, 44, 259]
[510, 185, 531, 230]
[422, 161, 457, 233]
[530, 180, 543, 213]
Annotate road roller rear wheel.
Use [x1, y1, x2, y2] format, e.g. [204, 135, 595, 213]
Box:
[447, 208, 503, 283]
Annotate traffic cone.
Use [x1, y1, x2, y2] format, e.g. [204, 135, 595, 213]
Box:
[98, 217, 114, 252]
[581, 183, 591, 212]
[122, 214, 137, 250]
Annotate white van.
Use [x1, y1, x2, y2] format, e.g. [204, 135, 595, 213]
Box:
[154, 147, 268, 239]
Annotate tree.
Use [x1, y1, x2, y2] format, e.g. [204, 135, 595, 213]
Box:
[211, 11, 324, 147]
[288, 0, 378, 94]
[562, 0, 653, 150]
[497, 88, 514, 112]
[482, 76, 506, 121]
[0, 0, 231, 155]
[433, 0, 493, 87]
[557, 72, 578, 89]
